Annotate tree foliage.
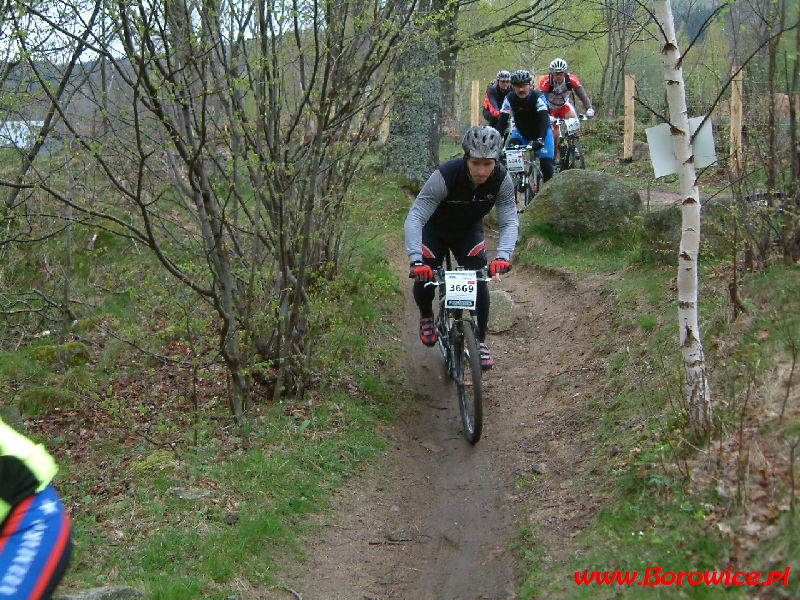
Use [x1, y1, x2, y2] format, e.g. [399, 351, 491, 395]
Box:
[0, 0, 417, 418]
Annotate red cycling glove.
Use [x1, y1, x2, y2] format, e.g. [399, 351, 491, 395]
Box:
[489, 258, 511, 277]
[410, 261, 434, 282]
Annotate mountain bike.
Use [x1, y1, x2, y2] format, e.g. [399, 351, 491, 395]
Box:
[555, 114, 588, 171]
[501, 143, 543, 212]
[425, 255, 488, 444]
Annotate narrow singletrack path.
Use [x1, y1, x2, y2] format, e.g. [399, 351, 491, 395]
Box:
[278, 237, 617, 600]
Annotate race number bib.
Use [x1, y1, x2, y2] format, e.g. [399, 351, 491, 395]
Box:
[504, 148, 525, 172]
[444, 271, 478, 310]
[563, 117, 581, 135]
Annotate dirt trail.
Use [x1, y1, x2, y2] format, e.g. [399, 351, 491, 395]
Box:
[275, 236, 618, 600]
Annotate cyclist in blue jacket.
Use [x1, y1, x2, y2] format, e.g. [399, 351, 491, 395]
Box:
[496, 69, 556, 183]
[0, 417, 72, 600]
[404, 125, 518, 369]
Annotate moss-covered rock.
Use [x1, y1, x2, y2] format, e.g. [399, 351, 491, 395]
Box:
[73, 313, 120, 333]
[527, 170, 642, 236]
[17, 386, 78, 416]
[641, 202, 681, 263]
[128, 449, 179, 478]
[641, 196, 735, 263]
[30, 342, 90, 366]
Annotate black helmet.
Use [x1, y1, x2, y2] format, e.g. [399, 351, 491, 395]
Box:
[510, 69, 533, 85]
[496, 70, 511, 82]
[462, 126, 502, 160]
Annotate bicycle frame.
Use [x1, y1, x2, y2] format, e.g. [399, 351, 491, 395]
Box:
[428, 267, 484, 378]
[501, 144, 542, 211]
[424, 260, 488, 443]
[554, 114, 588, 170]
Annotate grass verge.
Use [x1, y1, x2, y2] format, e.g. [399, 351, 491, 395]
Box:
[5, 165, 413, 599]
[514, 218, 800, 599]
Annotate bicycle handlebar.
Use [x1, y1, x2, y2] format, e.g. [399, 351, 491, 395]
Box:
[501, 143, 538, 158]
[502, 143, 533, 152]
[423, 266, 490, 287]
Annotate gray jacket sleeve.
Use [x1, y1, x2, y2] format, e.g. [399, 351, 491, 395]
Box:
[494, 173, 518, 261]
[404, 170, 447, 263]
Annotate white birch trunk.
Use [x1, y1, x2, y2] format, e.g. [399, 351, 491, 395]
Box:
[654, 0, 713, 432]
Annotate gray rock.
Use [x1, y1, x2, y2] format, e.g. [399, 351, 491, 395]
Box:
[641, 196, 734, 263]
[488, 290, 515, 332]
[54, 586, 147, 600]
[528, 170, 642, 236]
[0, 404, 26, 431]
[531, 463, 548, 475]
[168, 487, 211, 501]
[632, 140, 650, 161]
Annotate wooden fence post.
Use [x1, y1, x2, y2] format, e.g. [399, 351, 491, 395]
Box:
[623, 74, 635, 162]
[730, 67, 743, 174]
[471, 80, 481, 127]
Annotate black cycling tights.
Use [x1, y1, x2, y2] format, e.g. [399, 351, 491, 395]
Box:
[541, 157, 555, 182]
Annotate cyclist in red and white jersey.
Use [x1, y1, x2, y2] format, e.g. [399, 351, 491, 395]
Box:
[538, 58, 595, 154]
[483, 70, 511, 132]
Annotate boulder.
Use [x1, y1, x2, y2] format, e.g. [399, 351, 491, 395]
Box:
[0, 404, 25, 431]
[640, 196, 735, 263]
[527, 170, 642, 236]
[54, 586, 146, 600]
[632, 140, 650, 161]
[640, 202, 680, 262]
[488, 290, 515, 332]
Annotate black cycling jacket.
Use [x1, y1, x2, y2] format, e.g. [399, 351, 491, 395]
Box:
[496, 89, 550, 143]
[404, 158, 517, 263]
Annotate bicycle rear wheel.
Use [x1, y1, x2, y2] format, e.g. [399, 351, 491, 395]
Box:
[571, 138, 586, 169]
[524, 164, 541, 207]
[558, 142, 569, 171]
[524, 173, 533, 207]
[454, 320, 483, 444]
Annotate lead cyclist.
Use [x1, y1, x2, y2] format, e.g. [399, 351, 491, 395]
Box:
[404, 126, 518, 370]
[538, 58, 595, 159]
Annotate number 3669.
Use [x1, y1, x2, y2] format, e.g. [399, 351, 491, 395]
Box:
[449, 284, 474, 293]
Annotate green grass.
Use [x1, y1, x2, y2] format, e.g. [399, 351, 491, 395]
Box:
[518, 221, 643, 275]
[69, 397, 390, 597]
[6, 164, 414, 599]
[514, 213, 800, 598]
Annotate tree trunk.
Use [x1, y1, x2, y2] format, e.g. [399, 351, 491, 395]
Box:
[653, 0, 713, 434]
[435, 0, 460, 123]
[387, 31, 442, 189]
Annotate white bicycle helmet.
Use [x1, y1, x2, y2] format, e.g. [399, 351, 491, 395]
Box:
[462, 126, 503, 160]
[550, 58, 568, 73]
[496, 70, 511, 82]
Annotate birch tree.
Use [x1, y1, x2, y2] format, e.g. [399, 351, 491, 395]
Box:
[653, 0, 712, 433]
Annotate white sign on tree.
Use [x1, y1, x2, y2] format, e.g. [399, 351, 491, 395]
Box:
[645, 117, 717, 177]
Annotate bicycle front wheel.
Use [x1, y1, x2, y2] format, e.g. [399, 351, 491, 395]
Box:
[454, 320, 483, 444]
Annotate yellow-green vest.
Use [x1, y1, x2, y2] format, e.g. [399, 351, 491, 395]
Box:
[0, 417, 58, 523]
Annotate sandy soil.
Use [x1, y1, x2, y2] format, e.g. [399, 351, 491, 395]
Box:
[270, 234, 621, 600]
